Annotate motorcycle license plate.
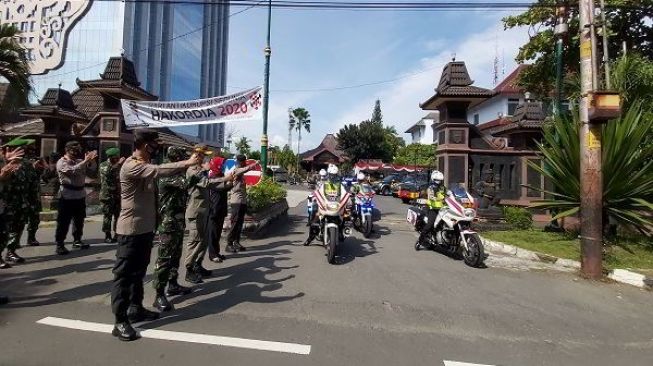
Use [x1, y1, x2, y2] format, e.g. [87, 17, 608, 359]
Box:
[406, 209, 418, 225]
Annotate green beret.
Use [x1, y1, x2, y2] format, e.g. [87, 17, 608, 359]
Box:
[5, 138, 35, 147]
[106, 147, 120, 157]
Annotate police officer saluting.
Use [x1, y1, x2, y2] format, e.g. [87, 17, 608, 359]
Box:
[99, 147, 124, 243]
[111, 130, 201, 341]
[55, 141, 97, 255]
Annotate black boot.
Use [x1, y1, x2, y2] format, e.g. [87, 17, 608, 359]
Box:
[5, 251, 25, 264]
[27, 233, 40, 246]
[234, 242, 246, 252]
[197, 265, 212, 277]
[104, 232, 112, 244]
[185, 268, 203, 284]
[56, 244, 70, 255]
[127, 305, 160, 323]
[112, 322, 139, 341]
[153, 292, 173, 312]
[166, 281, 192, 296]
[73, 240, 89, 249]
[0, 257, 11, 269]
[225, 243, 238, 253]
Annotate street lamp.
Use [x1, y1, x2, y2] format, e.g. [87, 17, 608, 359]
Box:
[260, 0, 272, 176]
[554, 3, 569, 117]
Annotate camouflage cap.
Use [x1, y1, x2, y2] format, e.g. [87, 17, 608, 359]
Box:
[167, 146, 188, 162]
[5, 138, 35, 147]
[65, 140, 81, 148]
[106, 147, 120, 158]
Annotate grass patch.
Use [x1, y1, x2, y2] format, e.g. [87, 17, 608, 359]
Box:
[483, 230, 653, 272]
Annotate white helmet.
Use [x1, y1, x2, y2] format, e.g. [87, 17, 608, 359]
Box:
[319, 169, 327, 178]
[356, 172, 366, 181]
[431, 170, 444, 183]
[327, 164, 339, 176]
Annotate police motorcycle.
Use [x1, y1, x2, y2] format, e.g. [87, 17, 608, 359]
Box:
[307, 169, 327, 225]
[310, 165, 352, 264]
[406, 185, 485, 268]
[350, 173, 375, 238]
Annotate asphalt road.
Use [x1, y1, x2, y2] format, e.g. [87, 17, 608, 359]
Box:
[1, 194, 652, 366]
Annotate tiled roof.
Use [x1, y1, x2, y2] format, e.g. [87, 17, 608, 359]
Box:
[38, 88, 76, 109]
[0, 83, 8, 105]
[2, 119, 45, 135]
[158, 128, 193, 148]
[511, 101, 545, 123]
[100, 56, 141, 87]
[478, 117, 512, 132]
[437, 61, 473, 90]
[21, 88, 88, 121]
[494, 64, 528, 94]
[71, 88, 104, 118]
[300, 134, 346, 161]
[423, 112, 439, 120]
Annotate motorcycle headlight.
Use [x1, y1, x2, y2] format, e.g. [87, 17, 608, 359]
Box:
[327, 202, 339, 210]
[464, 208, 475, 218]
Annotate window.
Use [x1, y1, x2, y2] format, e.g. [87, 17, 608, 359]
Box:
[438, 131, 446, 145]
[527, 159, 543, 197]
[102, 118, 118, 132]
[507, 98, 520, 116]
[448, 129, 466, 144]
[508, 163, 515, 190]
[41, 138, 57, 158]
[473, 114, 479, 125]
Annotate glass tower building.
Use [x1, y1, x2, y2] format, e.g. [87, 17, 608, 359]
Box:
[6, 0, 228, 145]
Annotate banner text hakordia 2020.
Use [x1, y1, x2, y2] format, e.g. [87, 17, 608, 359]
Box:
[120, 87, 263, 129]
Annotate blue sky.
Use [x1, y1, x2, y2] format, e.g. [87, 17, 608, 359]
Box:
[187, 3, 529, 151]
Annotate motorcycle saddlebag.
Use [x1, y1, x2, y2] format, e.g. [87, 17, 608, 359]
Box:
[406, 206, 425, 227]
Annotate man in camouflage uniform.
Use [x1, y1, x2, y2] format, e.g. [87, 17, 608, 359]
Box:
[25, 144, 46, 246]
[152, 146, 193, 312]
[0, 145, 24, 270]
[4, 138, 39, 264]
[100, 147, 124, 243]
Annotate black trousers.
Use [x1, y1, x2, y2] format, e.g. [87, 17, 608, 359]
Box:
[110, 232, 154, 322]
[207, 210, 228, 259]
[420, 209, 438, 235]
[227, 203, 247, 245]
[55, 198, 86, 244]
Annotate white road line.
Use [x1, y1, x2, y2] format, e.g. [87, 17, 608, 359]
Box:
[444, 361, 496, 366]
[37, 317, 311, 355]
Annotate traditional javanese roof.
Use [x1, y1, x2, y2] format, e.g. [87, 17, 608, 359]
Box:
[71, 88, 105, 119]
[490, 101, 545, 135]
[75, 56, 156, 100]
[493, 64, 528, 94]
[1, 119, 45, 135]
[21, 88, 88, 121]
[300, 134, 346, 161]
[420, 61, 495, 110]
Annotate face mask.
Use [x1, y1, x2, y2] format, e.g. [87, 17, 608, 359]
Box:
[147, 143, 161, 160]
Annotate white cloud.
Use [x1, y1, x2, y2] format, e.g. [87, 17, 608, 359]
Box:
[330, 22, 528, 135]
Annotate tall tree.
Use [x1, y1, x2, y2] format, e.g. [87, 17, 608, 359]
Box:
[371, 99, 383, 123]
[276, 145, 297, 172]
[234, 136, 251, 155]
[289, 107, 311, 171]
[337, 120, 393, 162]
[0, 24, 31, 116]
[502, 0, 653, 99]
[393, 143, 437, 167]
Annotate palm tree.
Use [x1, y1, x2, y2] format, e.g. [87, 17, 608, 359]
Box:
[289, 107, 311, 173]
[0, 24, 31, 114]
[234, 136, 251, 156]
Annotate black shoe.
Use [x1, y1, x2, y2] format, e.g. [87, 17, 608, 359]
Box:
[209, 256, 223, 263]
[111, 235, 118, 243]
[27, 237, 40, 246]
[166, 282, 192, 296]
[303, 239, 311, 246]
[153, 294, 173, 312]
[5, 251, 25, 264]
[127, 306, 160, 323]
[104, 233, 112, 244]
[73, 240, 89, 249]
[225, 244, 237, 253]
[197, 266, 212, 277]
[0, 295, 9, 305]
[235, 243, 246, 252]
[185, 270, 203, 284]
[112, 322, 139, 341]
[55, 245, 70, 255]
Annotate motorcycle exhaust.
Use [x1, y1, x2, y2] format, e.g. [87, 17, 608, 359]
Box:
[343, 227, 353, 237]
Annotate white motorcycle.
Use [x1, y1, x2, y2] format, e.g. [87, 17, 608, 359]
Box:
[312, 186, 352, 264]
[406, 186, 485, 268]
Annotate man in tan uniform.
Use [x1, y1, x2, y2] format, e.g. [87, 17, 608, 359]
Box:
[183, 146, 234, 284]
[110, 130, 201, 342]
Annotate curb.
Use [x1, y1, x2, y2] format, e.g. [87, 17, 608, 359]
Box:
[481, 236, 652, 289]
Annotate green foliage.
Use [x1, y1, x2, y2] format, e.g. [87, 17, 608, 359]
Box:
[337, 100, 404, 162]
[248, 150, 261, 161]
[502, 0, 653, 99]
[610, 54, 653, 110]
[289, 107, 311, 134]
[247, 178, 287, 213]
[0, 24, 31, 113]
[393, 143, 436, 167]
[528, 102, 653, 236]
[275, 145, 297, 172]
[234, 137, 251, 155]
[502, 206, 534, 230]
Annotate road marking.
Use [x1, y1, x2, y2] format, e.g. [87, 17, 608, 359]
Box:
[37, 317, 311, 355]
[444, 361, 495, 366]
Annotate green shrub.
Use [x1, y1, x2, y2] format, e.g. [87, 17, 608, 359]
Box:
[502, 206, 533, 230]
[247, 178, 287, 213]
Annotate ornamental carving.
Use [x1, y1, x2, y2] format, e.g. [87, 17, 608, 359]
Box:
[0, 0, 92, 75]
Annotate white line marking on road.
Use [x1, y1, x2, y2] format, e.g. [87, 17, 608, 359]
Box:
[444, 361, 496, 366]
[37, 317, 311, 355]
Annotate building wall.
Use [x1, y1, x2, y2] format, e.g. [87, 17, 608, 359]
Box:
[467, 94, 522, 126]
[408, 119, 435, 144]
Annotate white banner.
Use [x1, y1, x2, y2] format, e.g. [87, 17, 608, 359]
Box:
[120, 87, 262, 129]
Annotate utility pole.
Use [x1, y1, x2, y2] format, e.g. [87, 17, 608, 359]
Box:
[260, 0, 272, 176]
[599, 0, 611, 89]
[579, 0, 603, 279]
[554, 3, 568, 117]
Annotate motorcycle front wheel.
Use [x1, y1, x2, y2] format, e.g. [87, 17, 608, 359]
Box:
[363, 216, 372, 238]
[326, 227, 338, 264]
[462, 233, 485, 268]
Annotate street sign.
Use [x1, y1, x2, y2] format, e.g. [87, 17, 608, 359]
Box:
[223, 158, 262, 186]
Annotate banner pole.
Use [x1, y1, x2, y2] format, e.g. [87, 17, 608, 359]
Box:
[260, 0, 272, 176]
